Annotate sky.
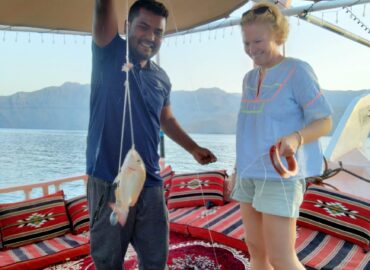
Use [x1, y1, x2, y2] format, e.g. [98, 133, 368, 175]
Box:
[0, 2, 369, 96]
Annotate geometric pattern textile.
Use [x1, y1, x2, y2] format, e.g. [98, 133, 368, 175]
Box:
[160, 165, 174, 202]
[66, 195, 89, 234]
[298, 185, 370, 251]
[0, 191, 70, 249]
[167, 170, 226, 209]
[0, 233, 89, 270]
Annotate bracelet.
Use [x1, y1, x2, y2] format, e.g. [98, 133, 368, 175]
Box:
[294, 131, 304, 147]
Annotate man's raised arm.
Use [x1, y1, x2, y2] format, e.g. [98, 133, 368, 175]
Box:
[93, 0, 118, 47]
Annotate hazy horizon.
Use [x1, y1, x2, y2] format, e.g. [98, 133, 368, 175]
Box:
[1, 81, 369, 98]
[1, 2, 369, 95]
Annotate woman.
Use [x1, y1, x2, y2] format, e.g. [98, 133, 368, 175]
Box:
[231, 2, 332, 270]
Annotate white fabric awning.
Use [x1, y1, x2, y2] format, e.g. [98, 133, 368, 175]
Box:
[0, 0, 248, 35]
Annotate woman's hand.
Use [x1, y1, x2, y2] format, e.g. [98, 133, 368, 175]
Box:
[277, 132, 302, 157]
[276, 117, 332, 157]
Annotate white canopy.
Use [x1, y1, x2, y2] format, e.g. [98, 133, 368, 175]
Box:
[0, 0, 248, 35]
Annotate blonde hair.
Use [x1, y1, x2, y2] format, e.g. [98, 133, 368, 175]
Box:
[241, 2, 289, 45]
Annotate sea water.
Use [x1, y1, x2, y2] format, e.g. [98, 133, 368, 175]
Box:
[0, 128, 368, 201]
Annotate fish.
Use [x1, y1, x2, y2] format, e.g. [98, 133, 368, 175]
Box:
[109, 147, 146, 226]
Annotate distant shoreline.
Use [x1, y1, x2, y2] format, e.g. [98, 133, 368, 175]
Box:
[0, 82, 368, 134]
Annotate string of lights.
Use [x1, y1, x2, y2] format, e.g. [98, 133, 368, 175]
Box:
[343, 6, 370, 33]
[1, 4, 368, 45]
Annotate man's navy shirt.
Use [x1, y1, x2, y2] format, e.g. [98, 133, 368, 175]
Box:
[86, 34, 171, 186]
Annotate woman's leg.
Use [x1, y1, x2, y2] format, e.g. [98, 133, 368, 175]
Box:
[263, 214, 305, 270]
[240, 202, 274, 270]
[251, 178, 306, 270]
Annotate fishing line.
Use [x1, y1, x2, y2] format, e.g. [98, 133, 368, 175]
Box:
[235, 149, 302, 217]
[235, 151, 269, 197]
[122, 1, 221, 267]
[277, 175, 292, 217]
[257, 152, 268, 198]
[188, 69, 221, 267]
[198, 180, 221, 268]
[186, 53, 221, 268]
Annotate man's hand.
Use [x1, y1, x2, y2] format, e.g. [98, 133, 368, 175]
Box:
[191, 147, 217, 165]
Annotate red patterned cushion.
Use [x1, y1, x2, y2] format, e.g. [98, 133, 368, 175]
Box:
[0, 191, 70, 249]
[298, 185, 370, 251]
[0, 233, 90, 270]
[167, 170, 226, 210]
[160, 165, 174, 201]
[66, 195, 89, 234]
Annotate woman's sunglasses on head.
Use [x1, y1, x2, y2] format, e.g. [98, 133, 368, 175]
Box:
[242, 6, 275, 19]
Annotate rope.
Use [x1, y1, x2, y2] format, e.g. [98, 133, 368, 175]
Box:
[125, 0, 135, 149]
[306, 156, 370, 188]
[118, 79, 129, 173]
[118, 0, 135, 174]
[127, 73, 135, 148]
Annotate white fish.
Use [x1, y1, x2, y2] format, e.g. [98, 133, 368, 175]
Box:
[109, 147, 146, 226]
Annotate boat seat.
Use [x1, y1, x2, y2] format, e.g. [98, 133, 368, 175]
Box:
[0, 233, 89, 270]
[169, 201, 370, 270]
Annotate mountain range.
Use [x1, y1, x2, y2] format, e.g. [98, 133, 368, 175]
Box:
[0, 82, 368, 134]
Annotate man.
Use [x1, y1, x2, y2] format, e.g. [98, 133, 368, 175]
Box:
[86, 1, 217, 269]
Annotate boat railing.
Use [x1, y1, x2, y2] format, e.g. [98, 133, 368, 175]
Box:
[0, 175, 88, 202]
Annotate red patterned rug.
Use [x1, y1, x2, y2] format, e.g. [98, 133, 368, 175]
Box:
[45, 232, 250, 270]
